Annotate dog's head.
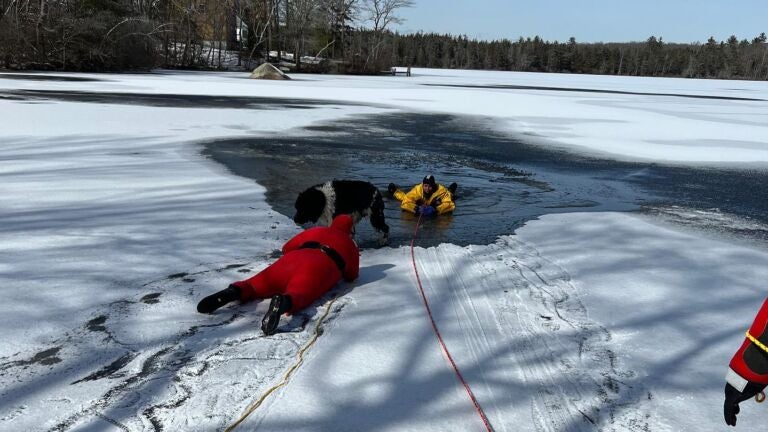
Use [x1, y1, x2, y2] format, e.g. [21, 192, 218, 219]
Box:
[293, 187, 326, 224]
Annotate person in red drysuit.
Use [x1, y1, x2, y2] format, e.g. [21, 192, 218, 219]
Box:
[724, 298, 768, 426]
[197, 214, 359, 335]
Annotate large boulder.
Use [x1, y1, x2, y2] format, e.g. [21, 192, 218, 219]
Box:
[250, 63, 291, 80]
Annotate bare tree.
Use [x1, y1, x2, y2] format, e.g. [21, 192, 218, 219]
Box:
[319, 0, 357, 58]
[241, 0, 277, 67]
[360, 0, 412, 70]
[361, 0, 412, 33]
[285, 0, 319, 70]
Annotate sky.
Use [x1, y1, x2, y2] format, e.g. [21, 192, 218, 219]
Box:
[392, 0, 767, 44]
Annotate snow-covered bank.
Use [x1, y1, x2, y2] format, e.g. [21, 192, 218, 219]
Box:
[516, 212, 768, 429]
[0, 134, 293, 354]
[231, 211, 768, 431]
[1, 69, 768, 430]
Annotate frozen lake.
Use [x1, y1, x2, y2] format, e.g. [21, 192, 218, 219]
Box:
[2, 69, 768, 431]
[202, 110, 768, 248]
[5, 80, 764, 249]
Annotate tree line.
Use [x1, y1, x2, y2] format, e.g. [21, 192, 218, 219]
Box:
[388, 33, 768, 80]
[1, 0, 766, 81]
[0, 0, 413, 72]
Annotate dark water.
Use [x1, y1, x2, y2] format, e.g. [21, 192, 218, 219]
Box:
[0, 73, 103, 82]
[0, 89, 378, 110]
[423, 83, 766, 102]
[202, 112, 768, 248]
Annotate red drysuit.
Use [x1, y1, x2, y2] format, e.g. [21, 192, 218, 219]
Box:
[231, 214, 359, 313]
[727, 298, 768, 387]
[724, 298, 768, 426]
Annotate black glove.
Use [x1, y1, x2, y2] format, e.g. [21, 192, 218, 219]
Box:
[387, 183, 397, 195]
[724, 381, 766, 426]
[448, 182, 458, 195]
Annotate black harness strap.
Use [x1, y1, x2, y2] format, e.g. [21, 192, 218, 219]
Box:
[299, 241, 346, 273]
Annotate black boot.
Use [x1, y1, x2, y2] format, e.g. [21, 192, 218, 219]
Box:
[197, 285, 241, 314]
[261, 294, 293, 335]
[448, 182, 458, 195]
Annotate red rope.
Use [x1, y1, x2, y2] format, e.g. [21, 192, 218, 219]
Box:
[409, 213, 494, 432]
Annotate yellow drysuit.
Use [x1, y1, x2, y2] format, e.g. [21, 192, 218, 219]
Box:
[393, 183, 455, 215]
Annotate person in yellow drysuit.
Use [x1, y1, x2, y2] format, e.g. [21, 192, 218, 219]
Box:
[388, 175, 456, 217]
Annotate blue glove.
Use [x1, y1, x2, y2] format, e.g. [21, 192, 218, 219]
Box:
[420, 205, 437, 217]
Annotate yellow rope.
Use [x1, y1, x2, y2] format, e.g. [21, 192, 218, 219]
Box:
[225, 296, 339, 432]
[746, 330, 768, 355]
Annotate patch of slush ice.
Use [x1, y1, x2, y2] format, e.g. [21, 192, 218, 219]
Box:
[648, 206, 768, 233]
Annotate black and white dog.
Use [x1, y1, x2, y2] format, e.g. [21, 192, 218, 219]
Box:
[293, 180, 389, 240]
